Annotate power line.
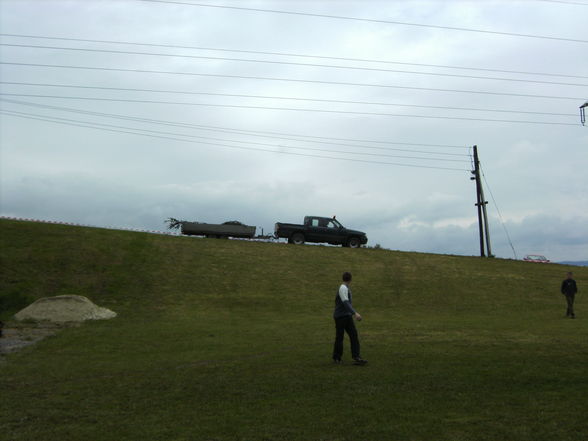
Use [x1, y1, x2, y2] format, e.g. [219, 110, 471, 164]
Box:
[3, 43, 586, 88]
[0, 82, 576, 117]
[0, 93, 578, 126]
[1, 33, 585, 79]
[0, 108, 469, 163]
[0, 98, 470, 153]
[0, 110, 470, 172]
[537, 0, 588, 5]
[137, 0, 588, 44]
[0, 98, 471, 151]
[0, 61, 582, 101]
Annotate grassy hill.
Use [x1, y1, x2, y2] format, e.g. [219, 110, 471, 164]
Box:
[1, 219, 587, 441]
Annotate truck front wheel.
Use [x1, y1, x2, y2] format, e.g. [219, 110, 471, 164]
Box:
[291, 233, 305, 245]
[347, 237, 361, 248]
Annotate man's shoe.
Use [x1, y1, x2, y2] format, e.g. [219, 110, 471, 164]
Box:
[333, 358, 342, 364]
[352, 357, 368, 365]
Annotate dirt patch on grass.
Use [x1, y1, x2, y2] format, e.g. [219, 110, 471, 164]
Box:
[0, 322, 68, 362]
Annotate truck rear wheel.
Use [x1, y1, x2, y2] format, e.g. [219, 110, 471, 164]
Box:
[291, 233, 305, 245]
[347, 237, 361, 248]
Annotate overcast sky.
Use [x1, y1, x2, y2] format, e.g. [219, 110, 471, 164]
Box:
[1, 0, 586, 261]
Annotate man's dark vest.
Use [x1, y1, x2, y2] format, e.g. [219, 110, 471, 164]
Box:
[333, 286, 353, 319]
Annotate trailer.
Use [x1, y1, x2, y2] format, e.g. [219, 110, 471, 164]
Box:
[180, 221, 256, 239]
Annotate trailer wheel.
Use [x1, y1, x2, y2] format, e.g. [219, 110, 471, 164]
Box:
[291, 233, 305, 245]
[347, 237, 361, 248]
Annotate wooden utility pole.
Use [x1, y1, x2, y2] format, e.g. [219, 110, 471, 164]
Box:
[471, 145, 492, 257]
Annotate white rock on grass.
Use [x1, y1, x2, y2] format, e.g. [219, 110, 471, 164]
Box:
[14, 295, 117, 323]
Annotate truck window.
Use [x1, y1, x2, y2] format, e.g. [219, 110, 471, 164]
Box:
[311, 218, 320, 227]
[331, 219, 343, 228]
[327, 221, 338, 229]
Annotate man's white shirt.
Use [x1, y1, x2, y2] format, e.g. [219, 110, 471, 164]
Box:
[339, 284, 350, 302]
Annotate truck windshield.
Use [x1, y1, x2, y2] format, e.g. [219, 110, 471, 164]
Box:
[329, 219, 343, 229]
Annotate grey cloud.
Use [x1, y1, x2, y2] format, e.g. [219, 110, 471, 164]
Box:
[1, 0, 586, 262]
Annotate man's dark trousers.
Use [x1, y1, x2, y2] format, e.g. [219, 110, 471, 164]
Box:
[333, 316, 360, 360]
[565, 293, 576, 317]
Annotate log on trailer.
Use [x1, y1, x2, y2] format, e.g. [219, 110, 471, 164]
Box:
[180, 221, 256, 239]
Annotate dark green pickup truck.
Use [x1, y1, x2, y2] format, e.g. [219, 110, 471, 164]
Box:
[274, 216, 368, 248]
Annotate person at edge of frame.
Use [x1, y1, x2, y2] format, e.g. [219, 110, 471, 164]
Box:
[561, 271, 578, 319]
[332, 272, 367, 365]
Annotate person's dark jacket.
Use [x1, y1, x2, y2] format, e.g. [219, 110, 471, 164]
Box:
[561, 279, 578, 296]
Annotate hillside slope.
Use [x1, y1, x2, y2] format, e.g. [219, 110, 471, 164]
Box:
[2, 219, 583, 320]
[1, 219, 587, 441]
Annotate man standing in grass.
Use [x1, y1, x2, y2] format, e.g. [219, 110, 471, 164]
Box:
[333, 272, 367, 365]
[561, 272, 578, 318]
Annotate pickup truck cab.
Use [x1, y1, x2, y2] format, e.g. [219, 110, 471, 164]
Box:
[275, 216, 368, 248]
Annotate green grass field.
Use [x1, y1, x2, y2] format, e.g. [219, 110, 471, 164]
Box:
[1, 219, 587, 441]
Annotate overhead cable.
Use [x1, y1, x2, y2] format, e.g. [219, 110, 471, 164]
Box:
[0, 110, 470, 172]
[0, 82, 576, 117]
[2, 43, 586, 87]
[1, 33, 585, 79]
[536, 0, 588, 5]
[0, 98, 470, 151]
[1, 109, 469, 163]
[0, 61, 582, 101]
[137, 0, 588, 44]
[0, 93, 578, 126]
